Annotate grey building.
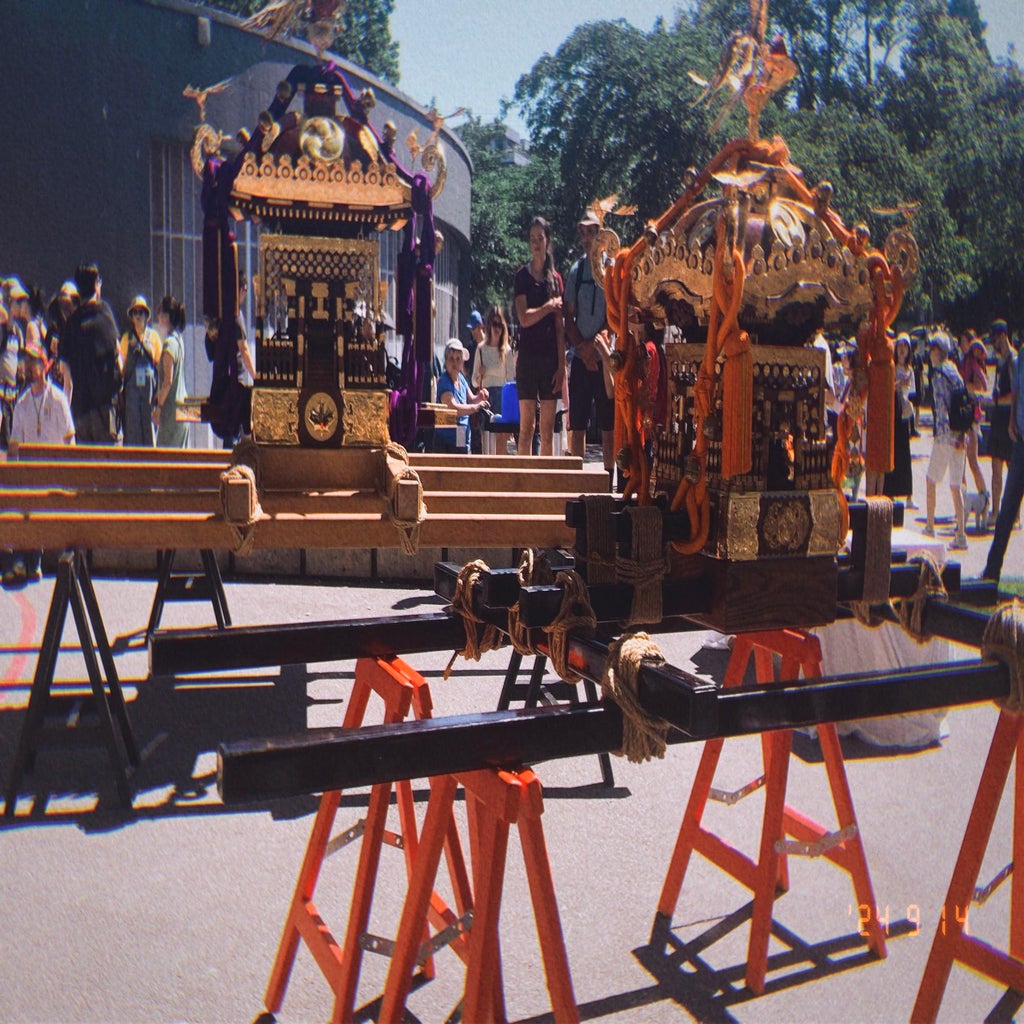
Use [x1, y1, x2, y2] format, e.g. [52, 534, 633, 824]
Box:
[0, 0, 472, 442]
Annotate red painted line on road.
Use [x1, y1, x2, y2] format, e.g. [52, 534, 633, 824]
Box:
[1, 590, 37, 689]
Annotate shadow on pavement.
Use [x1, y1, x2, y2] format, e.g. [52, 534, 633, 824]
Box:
[0, 656, 320, 831]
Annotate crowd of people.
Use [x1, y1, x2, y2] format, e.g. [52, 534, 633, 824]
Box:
[0, 265, 192, 587]
[0, 265, 192, 455]
[818, 318, 1021, 572]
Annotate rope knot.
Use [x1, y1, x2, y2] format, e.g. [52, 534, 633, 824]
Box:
[982, 599, 1024, 714]
[219, 461, 262, 556]
[543, 569, 596, 684]
[600, 632, 671, 763]
[508, 549, 554, 656]
[382, 442, 427, 555]
[891, 551, 947, 642]
[444, 559, 505, 679]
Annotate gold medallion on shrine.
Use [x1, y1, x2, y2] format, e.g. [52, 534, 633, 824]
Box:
[303, 391, 341, 443]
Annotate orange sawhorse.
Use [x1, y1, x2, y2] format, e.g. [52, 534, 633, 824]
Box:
[265, 655, 474, 1023]
[377, 765, 579, 1023]
[912, 706, 1024, 1022]
[655, 628, 886, 994]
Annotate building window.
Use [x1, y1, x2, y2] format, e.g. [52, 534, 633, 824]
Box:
[150, 139, 259, 439]
[149, 139, 205, 411]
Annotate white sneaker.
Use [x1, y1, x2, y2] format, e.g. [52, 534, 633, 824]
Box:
[950, 533, 968, 551]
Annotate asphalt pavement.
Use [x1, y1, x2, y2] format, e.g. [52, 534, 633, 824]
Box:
[1, 429, 1022, 1024]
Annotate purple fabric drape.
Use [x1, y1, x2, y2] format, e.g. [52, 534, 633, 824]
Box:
[389, 174, 434, 447]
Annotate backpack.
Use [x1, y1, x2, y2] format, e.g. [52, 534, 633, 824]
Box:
[569, 257, 599, 323]
[947, 382, 976, 433]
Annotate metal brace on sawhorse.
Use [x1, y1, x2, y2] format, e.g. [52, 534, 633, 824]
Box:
[3, 549, 139, 815]
[912, 705, 1024, 1022]
[264, 655, 475, 1023]
[654, 628, 886, 994]
[377, 764, 579, 1023]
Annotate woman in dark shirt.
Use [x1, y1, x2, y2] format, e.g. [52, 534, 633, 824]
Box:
[988, 321, 1017, 526]
[513, 216, 564, 456]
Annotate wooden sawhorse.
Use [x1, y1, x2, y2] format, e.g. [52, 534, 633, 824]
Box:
[3, 550, 138, 815]
[378, 764, 578, 1023]
[146, 548, 231, 640]
[912, 706, 1024, 1021]
[654, 628, 885, 993]
[265, 655, 474, 1022]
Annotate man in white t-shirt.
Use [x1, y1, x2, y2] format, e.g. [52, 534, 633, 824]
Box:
[2, 336, 74, 588]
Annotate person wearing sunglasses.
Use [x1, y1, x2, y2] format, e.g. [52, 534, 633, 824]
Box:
[118, 294, 162, 446]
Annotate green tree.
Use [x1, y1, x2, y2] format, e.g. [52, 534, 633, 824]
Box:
[504, 0, 1023, 325]
[194, 0, 400, 84]
[878, 1, 1024, 318]
[514, 18, 719, 260]
[947, 0, 986, 48]
[456, 118, 562, 310]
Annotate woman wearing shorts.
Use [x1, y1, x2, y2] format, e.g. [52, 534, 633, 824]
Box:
[513, 216, 564, 456]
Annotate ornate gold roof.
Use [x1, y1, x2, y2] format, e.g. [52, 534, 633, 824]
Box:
[230, 151, 411, 227]
[630, 157, 917, 331]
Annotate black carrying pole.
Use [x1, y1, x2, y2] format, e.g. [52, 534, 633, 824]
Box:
[218, 648, 1010, 804]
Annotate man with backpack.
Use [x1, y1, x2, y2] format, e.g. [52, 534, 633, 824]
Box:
[59, 263, 120, 444]
[564, 208, 615, 486]
[925, 331, 968, 549]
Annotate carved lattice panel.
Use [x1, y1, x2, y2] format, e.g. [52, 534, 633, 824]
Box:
[653, 343, 832, 497]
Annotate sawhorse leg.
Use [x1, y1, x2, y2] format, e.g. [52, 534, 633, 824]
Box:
[4, 550, 136, 815]
[912, 708, 1024, 1022]
[147, 549, 231, 639]
[656, 628, 884, 994]
[379, 766, 578, 1023]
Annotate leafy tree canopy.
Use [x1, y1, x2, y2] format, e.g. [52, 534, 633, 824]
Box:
[196, 0, 400, 84]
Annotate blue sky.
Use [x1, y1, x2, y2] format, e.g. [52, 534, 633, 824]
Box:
[390, 0, 1022, 133]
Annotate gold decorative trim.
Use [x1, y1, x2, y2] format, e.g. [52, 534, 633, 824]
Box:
[304, 391, 340, 443]
[253, 387, 390, 447]
[808, 488, 844, 556]
[232, 152, 409, 213]
[715, 491, 761, 560]
[712, 488, 842, 561]
[633, 193, 873, 326]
